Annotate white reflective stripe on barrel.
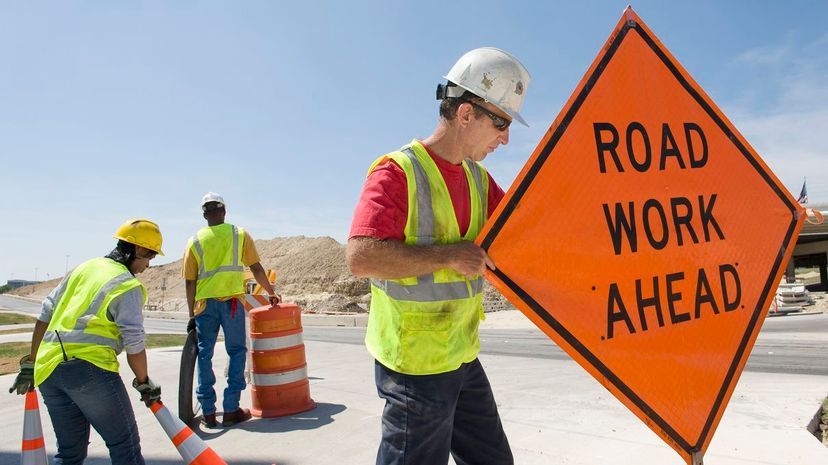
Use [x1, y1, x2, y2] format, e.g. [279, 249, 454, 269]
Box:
[253, 366, 308, 386]
[251, 333, 303, 351]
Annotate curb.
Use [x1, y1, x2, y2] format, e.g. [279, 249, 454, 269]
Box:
[144, 310, 369, 327]
[302, 313, 368, 327]
[767, 309, 825, 318]
[145, 311, 189, 321]
[0, 294, 41, 303]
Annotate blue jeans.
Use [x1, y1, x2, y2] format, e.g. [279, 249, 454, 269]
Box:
[375, 358, 513, 465]
[195, 297, 247, 415]
[39, 359, 144, 465]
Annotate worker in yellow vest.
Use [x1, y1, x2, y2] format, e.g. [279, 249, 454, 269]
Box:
[346, 48, 531, 465]
[9, 219, 164, 465]
[183, 192, 279, 428]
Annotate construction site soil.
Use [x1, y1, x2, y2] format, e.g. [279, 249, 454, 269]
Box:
[10, 236, 516, 314]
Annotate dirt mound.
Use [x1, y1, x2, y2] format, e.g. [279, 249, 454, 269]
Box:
[10, 236, 514, 314]
[9, 278, 61, 300]
[137, 236, 367, 314]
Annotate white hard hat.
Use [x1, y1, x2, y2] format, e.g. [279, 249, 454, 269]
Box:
[201, 192, 225, 211]
[438, 47, 531, 127]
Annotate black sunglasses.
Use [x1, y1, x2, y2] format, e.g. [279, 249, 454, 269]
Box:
[464, 100, 511, 131]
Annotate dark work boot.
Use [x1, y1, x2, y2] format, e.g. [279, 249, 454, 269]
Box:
[221, 408, 252, 427]
[200, 413, 217, 428]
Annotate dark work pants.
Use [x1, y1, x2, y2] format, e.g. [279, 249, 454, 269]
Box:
[39, 359, 144, 465]
[374, 358, 513, 465]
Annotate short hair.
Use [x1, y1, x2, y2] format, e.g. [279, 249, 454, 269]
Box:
[439, 91, 486, 121]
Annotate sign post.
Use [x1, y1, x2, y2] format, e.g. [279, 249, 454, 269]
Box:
[478, 7, 805, 464]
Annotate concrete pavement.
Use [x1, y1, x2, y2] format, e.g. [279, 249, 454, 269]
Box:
[1, 325, 827, 464]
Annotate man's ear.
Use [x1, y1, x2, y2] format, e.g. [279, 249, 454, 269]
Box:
[456, 101, 474, 127]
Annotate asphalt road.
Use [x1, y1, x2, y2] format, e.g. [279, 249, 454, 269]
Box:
[300, 320, 828, 376]
[2, 295, 827, 375]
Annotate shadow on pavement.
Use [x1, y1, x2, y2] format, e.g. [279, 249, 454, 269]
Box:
[0, 452, 297, 465]
[193, 420, 233, 439]
[232, 402, 346, 433]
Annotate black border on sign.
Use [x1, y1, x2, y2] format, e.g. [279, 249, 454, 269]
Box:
[481, 21, 799, 455]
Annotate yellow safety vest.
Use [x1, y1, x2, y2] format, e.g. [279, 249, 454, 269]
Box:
[189, 224, 245, 300]
[35, 257, 146, 385]
[365, 140, 489, 375]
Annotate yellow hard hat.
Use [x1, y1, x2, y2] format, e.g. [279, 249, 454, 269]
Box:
[113, 219, 165, 256]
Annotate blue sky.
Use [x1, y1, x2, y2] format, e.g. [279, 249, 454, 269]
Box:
[2, 1, 827, 283]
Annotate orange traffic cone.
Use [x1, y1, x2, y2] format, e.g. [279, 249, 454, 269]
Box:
[21, 390, 48, 465]
[149, 401, 228, 465]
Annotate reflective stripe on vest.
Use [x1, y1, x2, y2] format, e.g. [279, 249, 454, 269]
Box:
[190, 224, 246, 300]
[192, 225, 244, 280]
[34, 258, 145, 385]
[365, 140, 490, 375]
[41, 271, 136, 352]
[466, 158, 487, 234]
[405, 147, 436, 244]
[370, 275, 484, 302]
[371, 147, 486, 300]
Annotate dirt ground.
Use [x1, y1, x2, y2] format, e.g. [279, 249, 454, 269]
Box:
[810, 292, 828, 313]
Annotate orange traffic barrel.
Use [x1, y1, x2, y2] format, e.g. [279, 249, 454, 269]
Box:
[248, 303, 316, 417]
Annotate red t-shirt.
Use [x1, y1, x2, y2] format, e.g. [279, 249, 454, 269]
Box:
[349, 143, 505, 241]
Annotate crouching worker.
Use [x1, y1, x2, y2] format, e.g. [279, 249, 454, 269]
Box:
[8, 219, 165, 465]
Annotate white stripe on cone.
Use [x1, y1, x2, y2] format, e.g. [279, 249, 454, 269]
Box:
[21, 390, 48, 465]
[150, 401, 227, 465]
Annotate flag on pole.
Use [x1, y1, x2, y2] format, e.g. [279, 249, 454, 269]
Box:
[797, 178, 808, 204]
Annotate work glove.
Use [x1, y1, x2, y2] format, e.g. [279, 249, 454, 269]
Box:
[132, 377, 162, 407]
[186, 317, 196, 334]
[8, 356, 35, 395]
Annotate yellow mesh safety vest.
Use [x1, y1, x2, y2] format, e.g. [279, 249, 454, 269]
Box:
[35, 257, 146, 385]
[365, 140, 489, 375]
[189, 224, 245, 300]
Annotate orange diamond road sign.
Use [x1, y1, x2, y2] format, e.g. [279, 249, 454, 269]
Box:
[478, 7, 805, 465]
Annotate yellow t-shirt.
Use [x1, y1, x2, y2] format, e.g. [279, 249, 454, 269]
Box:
[182, 229, 261, 316]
